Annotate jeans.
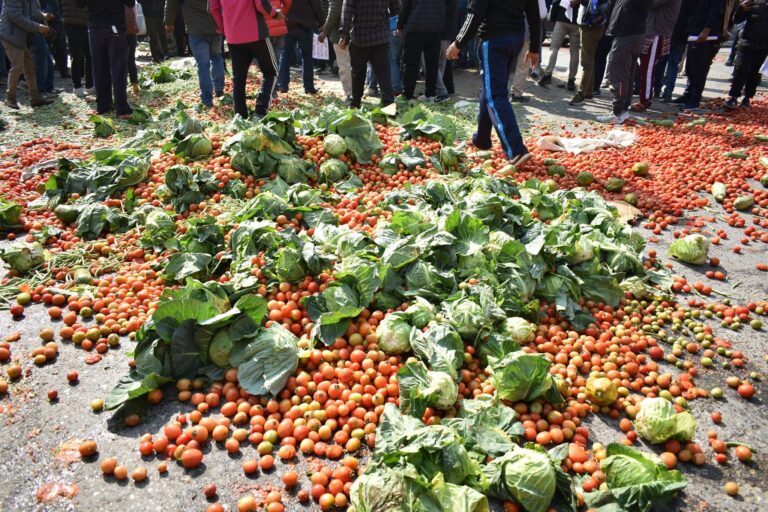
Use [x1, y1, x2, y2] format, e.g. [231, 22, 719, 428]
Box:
[188, 34, 225, 106]
[402, 31, 442, 98]
[278, 27, 314, 92]
[435, 39, 451, 97]
[729, 45, 768, 99]
[389, 32, 403, 93]
[229, 39, 277, 118]
[662, 40, 685, 98]
[88, 26, 132, 115]
[0, 43, 7, 80]
[127, 35, 138, 85]
[145, 16, 168, 62]
[30, 33, 54, 93]
[349, 42, 393, 108]
[65, 24, 92, 89]
[475, 35, 527, 159]
[727, 22, 745, 63]
[594, 34, 613, 92]
[607, 35, 644, 115]
[544, 21, 580, 81]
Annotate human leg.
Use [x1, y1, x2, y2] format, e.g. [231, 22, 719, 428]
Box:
[334, 43, 353, 98]
[229, 43, 253, 118]
[578, 25, 601, 96]
[188, 35, 214, 106]
[422, 32, 441, 98]
[389, 33, 403, 94]
[211, 35, 225, 95]
[567, 23, 580, 83]
[607, 35, 644, 116]
[106, 32, 131, 115]
[543, 21, 567, 77]
[402, 32, 426, 98]
[663, 40, 685, 99]
[744, 48, 768, 99]
[277, 35, 297, 91]
[145, 17, 165, 62]
[348, 43, 368, 108]
[435, 40, 450, 97]
[65, 25, 85, 90]
[126, 35, 138, 87]
[684, 41, 711, 107]
[370, 42, 394, 105]
[511, 38, 530, 97]
[251, 39, 278, 115]
[89, 27, 114, 113]
[296, 29, 315, 92]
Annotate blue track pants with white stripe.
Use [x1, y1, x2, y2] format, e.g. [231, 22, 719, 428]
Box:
[473, 35, 528, 160]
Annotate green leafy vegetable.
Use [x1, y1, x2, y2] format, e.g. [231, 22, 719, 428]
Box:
[668, 234, 710, 265]
[633, 397, 696, 444]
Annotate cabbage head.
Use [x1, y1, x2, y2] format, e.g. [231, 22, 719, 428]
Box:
[668, 234, 709, 265]
[634, 397, 697, 444]
[445, 298, 486, 341]
[376, 312, 414, 354]
[397, 361, 458, 416]
[209, 329, 233, 367]
[318, 158, 349, 183]
[404, 297, 436, 329]
[323, 133, 347, 156]
[484, 448, 558, 512]
[176, 133, 213, 160]
[504, 317, 536, 343]
[568, 236, 596, 264]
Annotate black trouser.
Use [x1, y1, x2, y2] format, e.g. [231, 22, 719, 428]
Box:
[49, 20, 69, 77]
[229, 39, 277, 118]
[402, 31, 441, 98]
[443, 59, 454, 94]
[145, 16, 167, 62]
[174, 10, 187, 56]
[594, 34, 613, 92]
[65, 24, 92, 89]
[88, 26, 131, 115]
[683, 41, 714, 105]
[729, 45, 768, 99]
[127, 35, 138, 85]
[349, 42, 393, 108]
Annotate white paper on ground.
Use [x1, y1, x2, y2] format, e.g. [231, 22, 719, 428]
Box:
[535, 130, 637, 154]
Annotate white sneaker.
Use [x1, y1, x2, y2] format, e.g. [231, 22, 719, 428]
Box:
[596, 111, 629, 124]
[73, 87, 85, 97]
[417, 95, 436, 103]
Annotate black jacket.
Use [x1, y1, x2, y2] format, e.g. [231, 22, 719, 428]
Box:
[441, 0, 458, 40]
[606, 0, 652, 37]
[685, 0, 724, 36]
[736, 0, 768, 49]
[286, 0, 324, 32]
[77, 0, 135, 30]
[398, 0, 446, 33]
[455, 0, 541, 53]
[138, 0, 164, 18]
[550, 0, 580, 24]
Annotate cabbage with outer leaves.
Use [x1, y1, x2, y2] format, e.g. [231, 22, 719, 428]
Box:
[376, 312, 414, 354]
[90, 114, 115, 138]
[1, 241, 44, 273]
[634, 397, 696, 444]
[404, 297, 436, 328]
[584, 443, 687, 512]
[0, 198, 21, 228]
[444, 297, 488, 341]
[568, 235, 596, 264]
[175, 133, 213, 160]
[490, 352, 564, 405]
[208, 329, 233, 367]
[409, 322, 463, 378]
[483, 447, 558, 512]
[667, 234, 710, 265]
[397, 361, 458, 417]
[318, 158, 349, 183]
[323, 133, 347, 156]
[140, 209, 177, 252]
[504, 316, 536, 343]
[277, 155, 311, 184]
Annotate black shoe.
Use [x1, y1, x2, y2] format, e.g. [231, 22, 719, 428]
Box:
[511, 94, 530, 103]
[671, 96, 690, 104]
[569, 92, 585, 105]
[741, 97, 750, 109]
[537, 74, 552, 87]
[725, 59, 734, 67]
[215, 90, 225, 97]
[724, 97, 738, 110]
[305, 88, 319, 95]
[435, 95, 449, 103]
[562, 79, 576, 91]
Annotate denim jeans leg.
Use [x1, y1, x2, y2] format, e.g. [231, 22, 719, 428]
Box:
[298, 30, 314, 92]
[188, 35, 213, 105]
[278, 35, 296, 90]
[389, 33, 403, 92]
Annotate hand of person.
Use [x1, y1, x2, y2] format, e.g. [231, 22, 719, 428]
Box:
[274, 10, 284, 21]
[395, 29, 403, 37]
[526, 51, 539, 69]
[339, 38, 349, 50]
[165, 24, 174, 33]
[740, 0, 752, 9]
[44, 12, 54, 21]
[318, 31, 326, 43]
[696, 27, 710, 43]
[39, 25, 51, 35]
[446, 42, 460, 61]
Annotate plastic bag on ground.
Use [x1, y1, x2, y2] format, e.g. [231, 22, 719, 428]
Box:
[535, 130, 637, 154]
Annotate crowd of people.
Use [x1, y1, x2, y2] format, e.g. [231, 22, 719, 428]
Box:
[0, 0, 766, 164]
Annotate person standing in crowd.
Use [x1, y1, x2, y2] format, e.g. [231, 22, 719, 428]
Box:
[40, 0, 67, 78]
[398, 0, 446, 101]
[267, 0, 291, 64]
[630, 0, 682, 112]
[388, 14, 403, 96]
[569, 0, 610, 105]
[339, 0, 400, 109]
[0, 0, 54, 108]
[435, 0, 458, 102]
[210, 0, 281, 118]
[510, 2, 546, 102]
[77, 0, 134, 116]
[125, 4, 139, 95]
[596, 0, 652, 124]
[725, 0, 768, 109]
[138, 0, 168, 62]
[447, 0, 542, 166]
[61, 0, 92, 96]
[29, 15, 54, 94]
[319, 0, 354, 102]
[659, 0, 691, 101]
[277, 0, 323, 94]
[171, 8, 186, 55]
[539, 0, 581, 90]
[672, 0, 724, 110]
[165, 0, 224, 107]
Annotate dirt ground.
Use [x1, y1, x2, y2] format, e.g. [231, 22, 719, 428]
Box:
[0, 43, 767, 512]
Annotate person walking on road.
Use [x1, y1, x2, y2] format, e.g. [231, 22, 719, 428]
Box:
[319, 0, 353, 101]
[596, 0, 651, 124]
[0, 0, 55, 108]
[397, 0, 447, 101]
[446, 0, 541, 166]
[138, 0, 168, 62]
[539, 0, 581, 90]
[724, 0, 768, 110]
[276, 0, 323, 94]
[61, 0, 92, 96]
[165, 0, 225, 107]
[569, 0, 610, 105]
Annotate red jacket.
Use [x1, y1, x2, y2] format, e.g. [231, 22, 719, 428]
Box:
[267, 0, 292, 37]
[210, 0, 276, 44]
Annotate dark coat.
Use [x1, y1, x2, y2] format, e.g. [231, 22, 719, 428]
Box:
[60, 0, 88, 27]
[398, 0, 446, 33]
[0, 0, 45, 49]
[164, 0, 218, 36]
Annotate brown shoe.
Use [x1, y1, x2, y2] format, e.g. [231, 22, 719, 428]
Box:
[629, 102, 648, 112]
[30, 97, 54, 107]
[5, 98, 19, 110]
